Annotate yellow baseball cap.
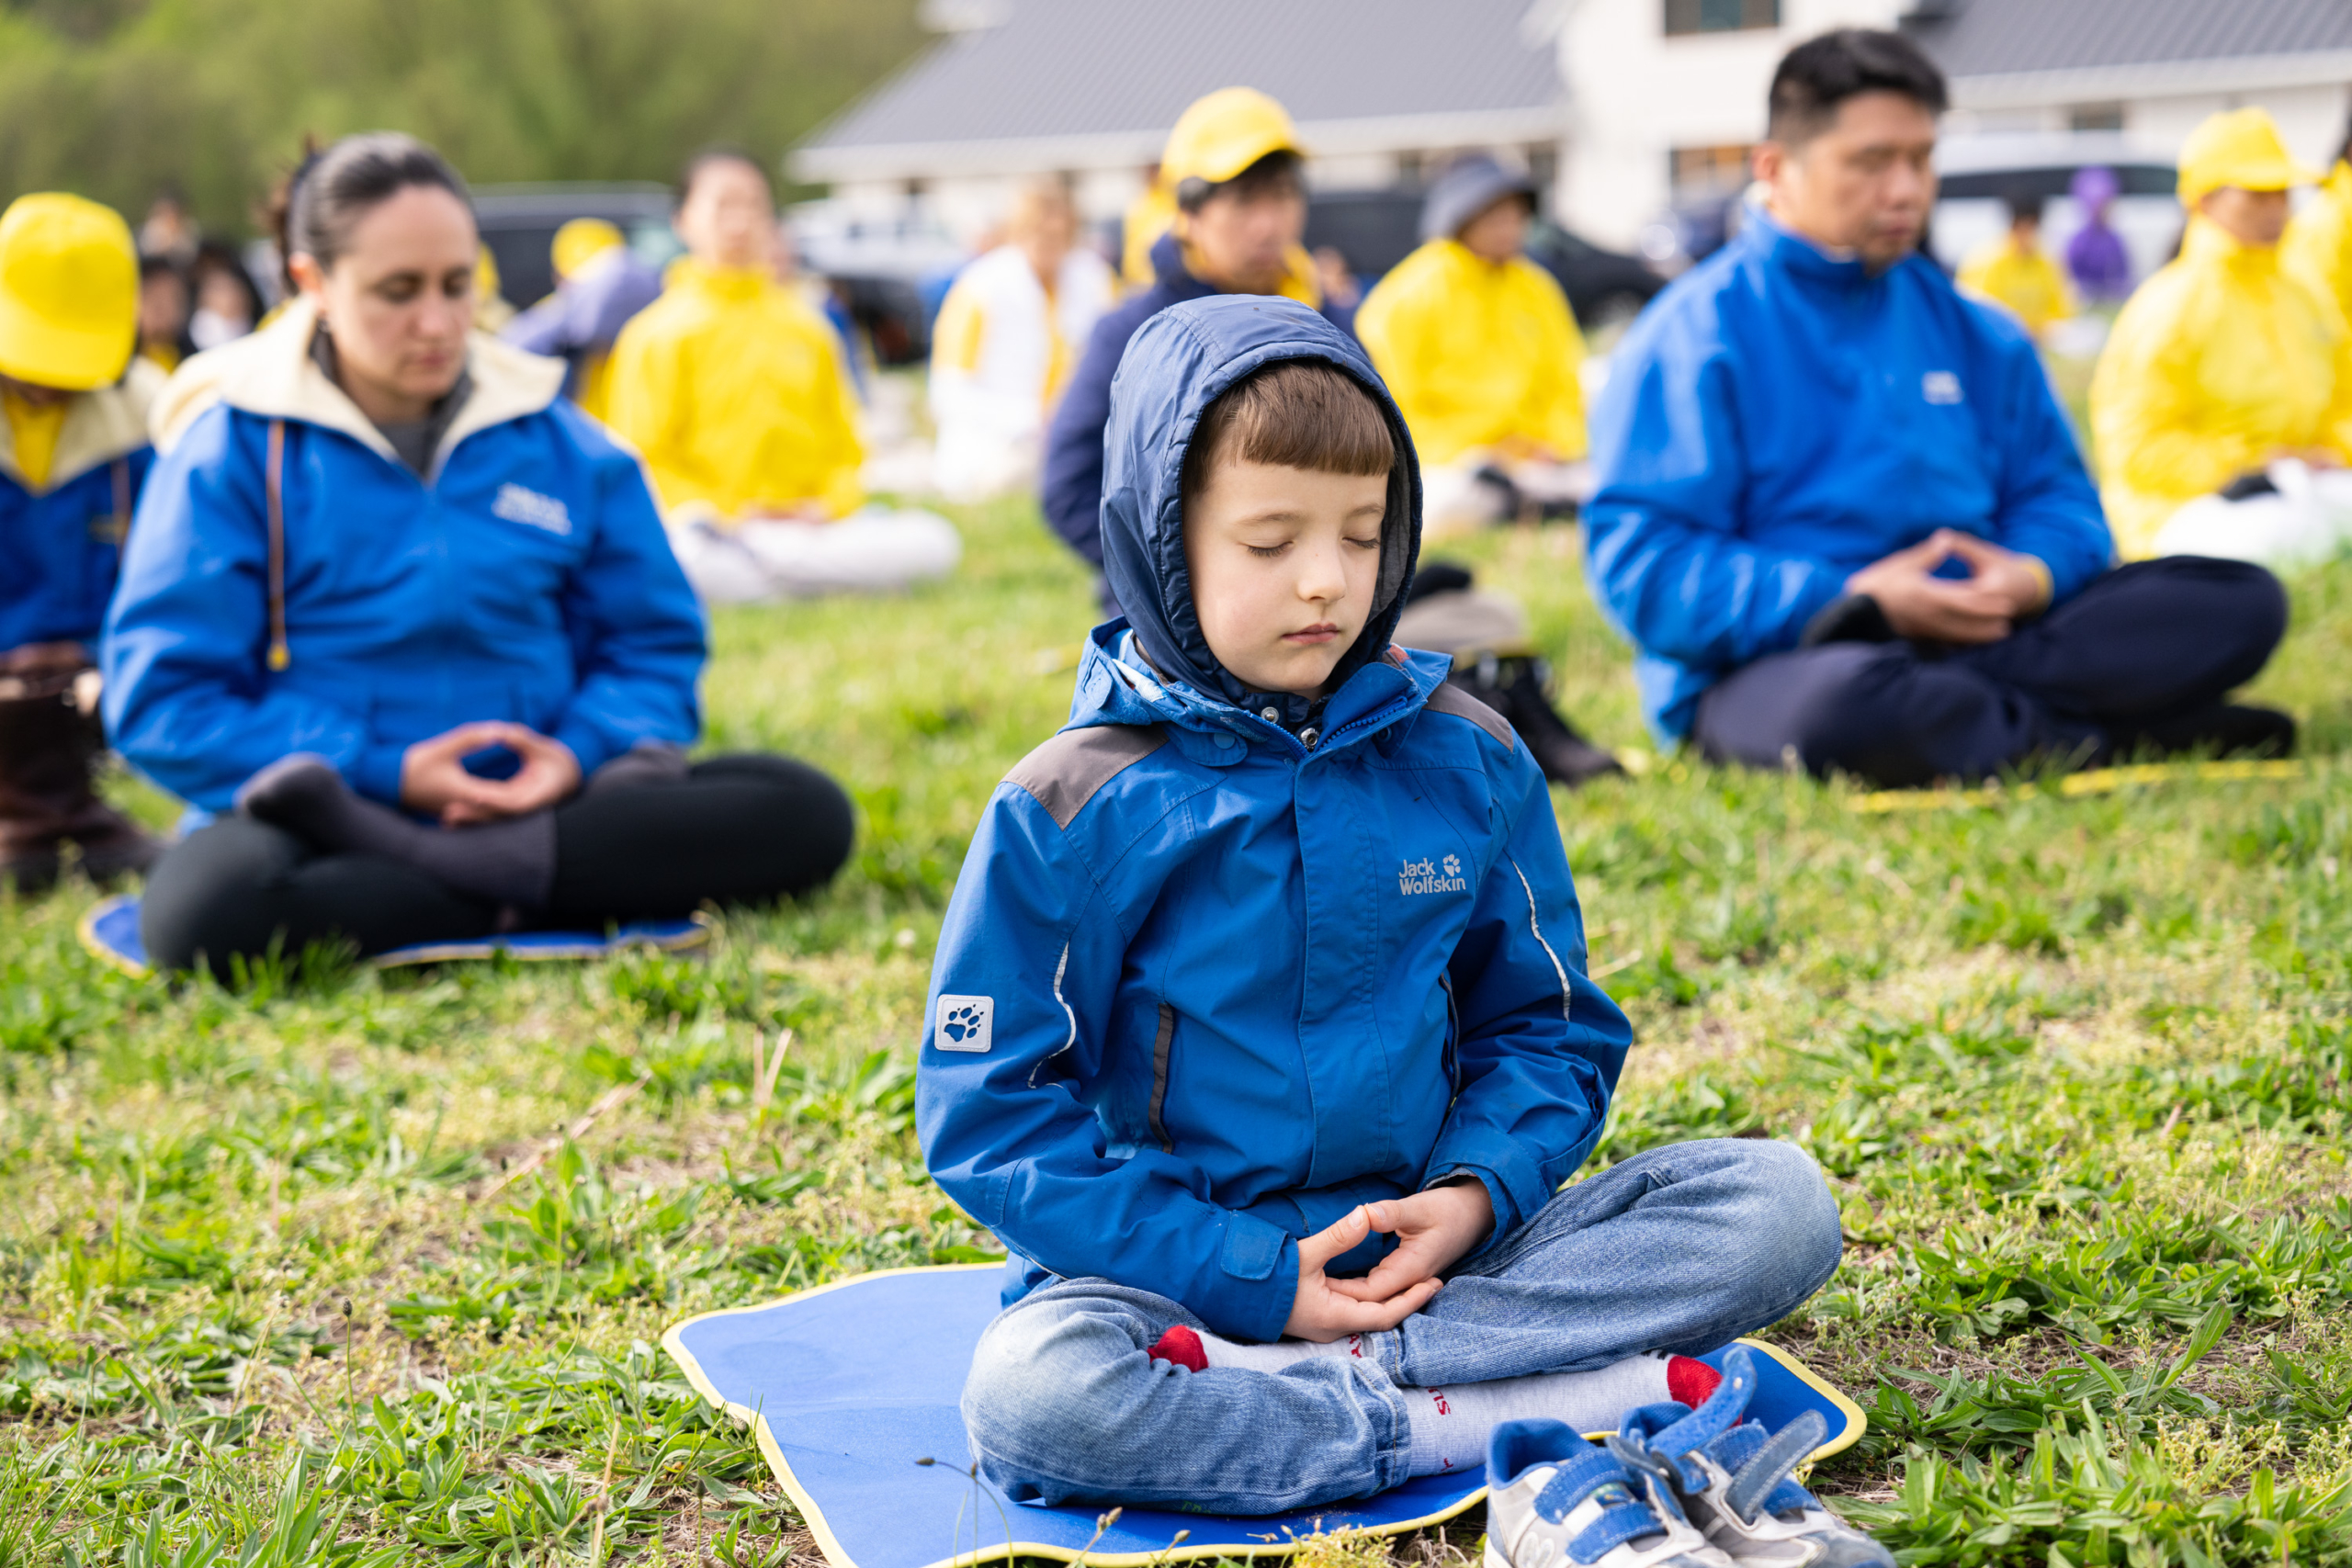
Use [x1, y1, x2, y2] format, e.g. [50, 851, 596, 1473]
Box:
[552, 217, 624, 282]
[1160, 87, 1304, 194]
[0, 194, 137, 391]
[2177, 107, 2320, 205]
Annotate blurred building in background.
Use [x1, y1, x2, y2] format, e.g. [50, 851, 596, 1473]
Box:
[1547, 0, 2352, 254]
[786, 0, 2352, 326]
[791, 0, 1565, 256]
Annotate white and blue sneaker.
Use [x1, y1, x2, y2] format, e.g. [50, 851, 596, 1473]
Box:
[1484, 1418, 1736, 1568]
[1608, 1347, 1894, 1568]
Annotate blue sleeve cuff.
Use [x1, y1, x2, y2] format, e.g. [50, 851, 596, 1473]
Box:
[1196, 1211, 1299, 1342]
[551, 716, 624, 783]
[351, 742, 408, 808]
[1426, 1165, 1517, 1245]
[1425, 1131, 1551, 1244]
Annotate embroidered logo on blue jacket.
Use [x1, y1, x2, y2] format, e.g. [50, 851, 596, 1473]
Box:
[1399, 855, 1467, 896]
[492, 483, 572, 535]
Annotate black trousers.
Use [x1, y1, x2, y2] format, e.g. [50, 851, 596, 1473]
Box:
[1691, 557, 2289, 787]
[141, 754, 854, 976]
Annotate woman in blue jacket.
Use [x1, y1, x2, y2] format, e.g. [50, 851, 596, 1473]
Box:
[105, 134, 853, 974]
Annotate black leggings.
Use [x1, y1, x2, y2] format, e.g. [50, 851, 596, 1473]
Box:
[141, 754, 854, 976]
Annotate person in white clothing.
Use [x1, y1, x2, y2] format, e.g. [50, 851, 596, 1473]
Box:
[929, 182, 1114, 502]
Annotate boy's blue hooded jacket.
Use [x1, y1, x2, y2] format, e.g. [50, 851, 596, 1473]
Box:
[102, 300, 705, 815]
[1583, 209, 2114, 739]
[917, 296, 1632, 1344]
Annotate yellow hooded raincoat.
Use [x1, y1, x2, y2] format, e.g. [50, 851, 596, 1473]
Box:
[2284, 163, 2352, 320]
[1354, 238, 1589, 468]
[2089, 217, 2352, 557]
[604, 259, 864, 522]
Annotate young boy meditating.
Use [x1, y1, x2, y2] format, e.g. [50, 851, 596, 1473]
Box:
[917, 297, 1873, 1562]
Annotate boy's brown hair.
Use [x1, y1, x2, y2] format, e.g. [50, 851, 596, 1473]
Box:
[1180, 360, 1396, 511]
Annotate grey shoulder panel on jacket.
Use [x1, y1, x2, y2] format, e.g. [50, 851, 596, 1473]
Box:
[1005, 724, 1170, 829]
[1423, 681, 1516, 752]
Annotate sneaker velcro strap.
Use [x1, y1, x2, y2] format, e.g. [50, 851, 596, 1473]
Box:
[1722, 1408, 1826, 1524]
[1532, 1447, 1634, 1523]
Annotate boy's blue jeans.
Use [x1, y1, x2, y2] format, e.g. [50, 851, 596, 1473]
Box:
[961, 1138, 1842, 1516]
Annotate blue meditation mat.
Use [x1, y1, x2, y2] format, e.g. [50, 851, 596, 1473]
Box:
[663, 1263, 1866, 1568]
[77, 893, 709, 978]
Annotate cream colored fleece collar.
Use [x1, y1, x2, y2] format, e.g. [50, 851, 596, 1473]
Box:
[149, 297, 565, 479]
[0, 358, 164, 494]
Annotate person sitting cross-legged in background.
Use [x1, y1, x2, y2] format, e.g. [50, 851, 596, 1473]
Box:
[2094, 108, 2352, 569]
[928, 179, 1114, 503]
[1956, 192, 2075, 345]
[922, 295, 1868, 1551]
[1358, 153, 1591, 534]
[1041, 86, 1352, 604]
[1356, 152, 1622, 786]
[604, 148, 959, 604]
[0, 193, 165, 891]
[106, 132, 855, 976]
[1583, 28, 2292, 788]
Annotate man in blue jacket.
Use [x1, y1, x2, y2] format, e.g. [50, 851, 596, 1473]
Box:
[1041, 88, 1353, 590]
[1584, 29, 2291, 785]
[919, 296, 1849, 1517]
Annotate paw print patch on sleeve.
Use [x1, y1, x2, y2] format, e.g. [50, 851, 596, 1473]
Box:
[934, 995, 995, 1053]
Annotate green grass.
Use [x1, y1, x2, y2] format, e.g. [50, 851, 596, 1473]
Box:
[6, 424, 2352, 1565]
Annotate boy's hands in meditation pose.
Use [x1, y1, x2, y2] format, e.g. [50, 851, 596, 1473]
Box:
[1288, 1182, 1490, 1338]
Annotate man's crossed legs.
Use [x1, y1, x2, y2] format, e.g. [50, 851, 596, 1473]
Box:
[1694, 556, 2291, 787]
[960, 1139, 1842, 1517]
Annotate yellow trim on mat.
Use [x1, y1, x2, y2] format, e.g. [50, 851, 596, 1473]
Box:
[1852, 757, 2301, 815]
[661, 1265, 1866, 1568]
[1733, 1337, 1867, 1461]
[76, 895, 150, 979]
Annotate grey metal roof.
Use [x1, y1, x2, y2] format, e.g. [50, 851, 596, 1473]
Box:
[1910, 0, 2352, 79]
[801, 0, 1560, 156]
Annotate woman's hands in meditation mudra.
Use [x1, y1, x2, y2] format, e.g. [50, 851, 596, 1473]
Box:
[400, 721, 582, 826]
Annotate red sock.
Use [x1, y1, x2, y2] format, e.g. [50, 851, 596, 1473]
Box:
[1148, 1325, 1208, 1372]
[1667, 1355, 1723, 1407]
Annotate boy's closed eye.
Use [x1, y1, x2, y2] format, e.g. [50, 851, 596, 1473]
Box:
[1185, 463, 1390, 697]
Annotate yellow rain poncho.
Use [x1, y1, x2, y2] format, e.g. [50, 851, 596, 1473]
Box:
[2089, 218, 2352, 556]
[2283, 163, 2352, 320]
[1355, 238, 1588, 467]
[604, 258, 864, 522]
[1957, 234, 2076, 340]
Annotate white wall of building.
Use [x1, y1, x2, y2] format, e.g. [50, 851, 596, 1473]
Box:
[1553, 0, 2352, 251]
[1554, 0, 1901, 249]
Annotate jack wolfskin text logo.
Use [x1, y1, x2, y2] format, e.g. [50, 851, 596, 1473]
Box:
[492, 483, 572, 535]
[934, 995, 994, 1052]
[1922, 370, 1963, 405]
[1398, 855, 1467, 896]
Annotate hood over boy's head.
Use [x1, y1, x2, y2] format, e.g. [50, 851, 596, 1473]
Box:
[1101, 296, 1420, 723]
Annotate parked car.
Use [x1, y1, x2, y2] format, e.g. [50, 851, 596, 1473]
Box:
[787, 199, 969, 366]
[470, 184, 681, 311]
[1302, 188, 1665, 333]
[1524, 220, 1667, 333]
[1928, 131, 2179, 289]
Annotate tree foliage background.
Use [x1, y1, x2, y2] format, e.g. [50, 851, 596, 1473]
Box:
[0, 0, 928, 233]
